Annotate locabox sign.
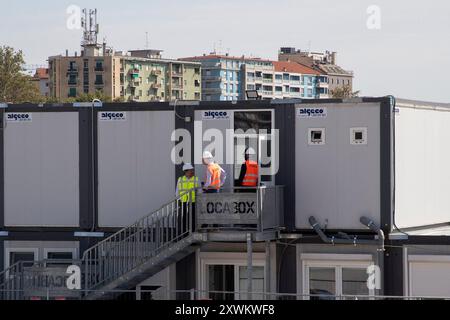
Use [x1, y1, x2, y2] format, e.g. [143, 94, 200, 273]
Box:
[196, 192, 259, 225]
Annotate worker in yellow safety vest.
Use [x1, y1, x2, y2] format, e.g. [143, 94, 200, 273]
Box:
[176, 163, 199, 232]
[202, 151, 227, 193]
[176, 163, 199, 202]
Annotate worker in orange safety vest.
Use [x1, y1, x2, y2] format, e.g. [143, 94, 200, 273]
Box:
[236, 148, 259, 189]
[202, 151, 227, 193]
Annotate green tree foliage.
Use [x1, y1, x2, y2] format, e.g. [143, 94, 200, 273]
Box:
[0, 46, 44, 103]
[330, 85, 360, 99]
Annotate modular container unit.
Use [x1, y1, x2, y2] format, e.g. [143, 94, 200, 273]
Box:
[0, 97, 450, 300]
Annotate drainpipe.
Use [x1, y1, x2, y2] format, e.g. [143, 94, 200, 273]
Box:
[359, 217, 385, 252]
[360, 216, 385, 296]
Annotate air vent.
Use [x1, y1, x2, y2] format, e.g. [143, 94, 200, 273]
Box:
[350, 127, 368, 145]
[308, 128, 325, 145]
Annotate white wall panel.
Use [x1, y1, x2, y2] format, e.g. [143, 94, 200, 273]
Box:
[4, 112, 79, 227]
[97, 111, 174, 227]
[295, 103, 381, 230]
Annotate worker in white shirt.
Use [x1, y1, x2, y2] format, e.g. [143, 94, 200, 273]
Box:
[202, 151, 227, 193]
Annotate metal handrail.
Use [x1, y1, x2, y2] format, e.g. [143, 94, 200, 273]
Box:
[82, 191, 194, 292]
[0, 186, 284, 300]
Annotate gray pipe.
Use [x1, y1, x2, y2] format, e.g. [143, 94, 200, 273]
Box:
[360, 216, 385, 295]
[360, 216, 385, 252]
[308, 216, 378, 246]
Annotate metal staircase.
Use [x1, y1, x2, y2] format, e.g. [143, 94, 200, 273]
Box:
[0, 186, 285, 300]
[0, 193, 201, 300]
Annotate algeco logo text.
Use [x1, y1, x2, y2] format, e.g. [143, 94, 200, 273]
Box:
[297, 107, 327, 118]
[202, 110, 230, 120]
[6, 113, 32, 122]
[99, 112, 126, 121]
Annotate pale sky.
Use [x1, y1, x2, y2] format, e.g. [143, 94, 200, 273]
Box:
[1, 0, 449, 102]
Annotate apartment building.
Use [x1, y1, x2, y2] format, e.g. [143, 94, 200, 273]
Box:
[31, 68, 50, 97]
[48, 11, 201, 102]
[182, 54, 323, 100]
[118, 51, 201, 102]
[48, 48, 201, 103]
[180, 54, 272, 101]
[244, 61, 322, 99]
[48, 48, 122, 100]
[278, 47, 353, 95]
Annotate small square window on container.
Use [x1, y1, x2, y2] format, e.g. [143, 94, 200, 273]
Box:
[308, 128, 326, 145]
[350, 127, 368, 145]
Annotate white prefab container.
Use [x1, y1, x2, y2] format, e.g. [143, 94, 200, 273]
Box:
[394, 99, 450, 229]
[295, 102, 382, 230]
[97, 110, 175, 227]
[4, 112, 80, 227]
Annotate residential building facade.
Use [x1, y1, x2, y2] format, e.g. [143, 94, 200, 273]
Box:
[31, 68, 50, 97]
[278, 47, 353, 96]
[182, 54, 323, 100]
[48, 47, 201, 102]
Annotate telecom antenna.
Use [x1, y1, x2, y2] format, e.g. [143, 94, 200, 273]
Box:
[81, 8, 99, 47]
[145, 32, 149, 49]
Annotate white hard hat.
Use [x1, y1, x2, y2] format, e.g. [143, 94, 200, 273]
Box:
[182, 163, 194, 171]
[202, 151, 213, 159]
[245, 148, 256, 156]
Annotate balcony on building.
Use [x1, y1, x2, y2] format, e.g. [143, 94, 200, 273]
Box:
[130, 68, 140, 78]
[172, 65, 183, 77]
[130, 80, 140, 88]
[151, 69, 162, 76]
[262, 74, 273, 84]
[204, 75, 221, 82]
[202, 87, 222, 93]
[289, 75, 301, 85]
[274, 75, 283, 84]
[151, 82, 161, 89]
[317, 76, 329, 88]
[171, 81, 183, 89]
[255, 71, 263, 82]
[274, 87, 283, 96]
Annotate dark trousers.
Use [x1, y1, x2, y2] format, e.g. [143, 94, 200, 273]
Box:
[179, 202, 196, 233]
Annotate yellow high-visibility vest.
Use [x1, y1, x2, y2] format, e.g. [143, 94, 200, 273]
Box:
[177, 176, 199, 203]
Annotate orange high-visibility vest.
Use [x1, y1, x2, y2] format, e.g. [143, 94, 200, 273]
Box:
[207, 163, 221, 189]
[242, 160, 259, 187]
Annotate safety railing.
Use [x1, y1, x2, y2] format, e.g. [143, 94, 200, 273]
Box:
[2, 287, 450, 301]
[0, 187, 285, 300]
[0, 261, 27, 300]
[82, 192, 194, 292]
[0, 259, 83, 301]
[196, 186, 284, 232]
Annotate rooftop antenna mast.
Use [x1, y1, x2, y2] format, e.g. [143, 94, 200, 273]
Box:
[81, 8, 99, 47]
[145, 32, 149, 49]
